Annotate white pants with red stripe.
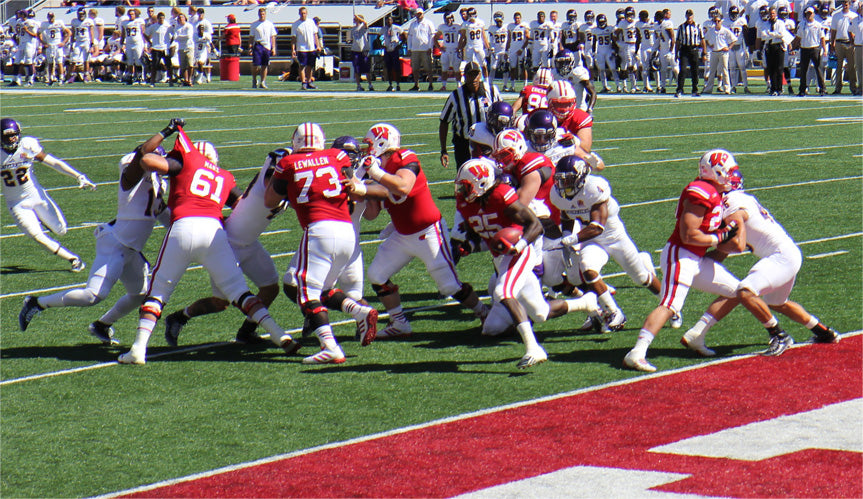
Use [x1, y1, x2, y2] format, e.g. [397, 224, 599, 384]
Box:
[147, 217, 249, 306]
[336, 244, 365, 302]
[483, 245, 550, 335]
[739, 244, 802, 306]
[232, 240, 279, 289]
[658, 243, 740, 315]
[366, 219, 462, 298]
[283, 220, 356, 305]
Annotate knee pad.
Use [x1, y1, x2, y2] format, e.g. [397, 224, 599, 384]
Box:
[451, 282, 474, 303]
[371, 280, 399, 297]
[301, 299, 326, 316]
[140, 297, 163, 319]
[283, 283, 298, 303]
[235, 291, 262, 315]
[583, 272, 602, 285]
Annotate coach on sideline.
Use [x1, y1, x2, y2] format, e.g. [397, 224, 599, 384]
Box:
[439, 62, 502, 169]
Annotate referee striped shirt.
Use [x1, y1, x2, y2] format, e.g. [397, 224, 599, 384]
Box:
[439, 82, 502, 139]
[676, 21, 703, 48]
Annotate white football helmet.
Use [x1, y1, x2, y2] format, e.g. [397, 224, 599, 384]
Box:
[513, 114, 528, 132]
[468, 122, 496, 158]
[364, 123, 401, 157]
[492, 129, 528, 170]
[194, 141, 219, 165]
[698, 149, 738, 189]
[547, 80, 577, 120]
[456, 158, 497, 202]
[533, 67, 554, 88]
[292, 122, 325, 152]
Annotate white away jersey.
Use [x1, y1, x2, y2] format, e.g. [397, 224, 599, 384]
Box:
[438, 23, 460, 50]
[527, 139, 576, 168]
[461, 19, 486, 50]
[225, 159, 283, 247]
[550, 175, 623, 244]
[489, 24, 508, 53]
[41, 20, 66, 46]
[507, 22, 529, 50]
[529, 20, 552, 46]
[1, 136, 42, 203]
[114, 152, 168, 251]
[71, 17, 94, 44]
[722, 190, 796, 258]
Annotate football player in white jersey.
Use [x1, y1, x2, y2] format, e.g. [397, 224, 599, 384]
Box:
[13, 12, 40, 86]
[635, 10, 656, 92]
[1, 118, 96, 273]
[681, 159, 840, 357]
[121, 9, 146, 84]
[436, 12, 461, 91]
[578, 10, 597, 74]
[488, 12, 509, 89]
[458, 7, 489, 78]
[69, 8, 94, 83]
[39, 12, 69, 85]
[551, 156, 662, 331]
[529, 11, 553, 71]
[552, 49, 596, 112]
[560, 9, 579, 53]
[193, 23, 214, 85]
[505, 12, 530, 91]
[18, 146, 170, 342]
[592, 14, 620, 93]
[615, 6, 640, 93]
[725, 5, 751, 93]
[161, 148, 290, 347]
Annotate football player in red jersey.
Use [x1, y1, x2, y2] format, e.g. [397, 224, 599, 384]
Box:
[455, 159, 600, 368]
[346, 123, 488, 338]
[266, 123, 379, 364]
[512, 66, 552, 115]
[623, 150, 790, 373]
[118, 120, 299, 365]
[547, 80, 604, 170]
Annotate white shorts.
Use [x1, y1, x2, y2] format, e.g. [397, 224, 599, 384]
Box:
[581, 229, 654, 287]
[440, 49, 459, 71]
[595, 49, 616, 72]
[639, 47, 653, 69]
[508, 47, 525, 68]
[531, 44, 550, 68]
[232, 240, 279, 289]
[621, 43, 637, 69]
[8, 184, 67, 238]
[658, 243, 740, 315]
[70, 42, 90, 64]
[287, 220, 356, 305]
[366, 219, 462, 297]
[147, 217, 249, 306]
[44, 45, 64, 64]
[482, 245, 550, 335]
[15, 43, 39, 64]
[195, 47, 210, 65]
[739, 246, 802, 306]
[125, 45, 143, 66]
[541, 236, 566, 288]
[463, 47, 486, 67]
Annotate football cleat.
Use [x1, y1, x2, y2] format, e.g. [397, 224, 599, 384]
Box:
[19, 296, 43, 331]
[302, 347, 346, 364]
[235, 321, 268, 345]
[163, 311, 188, 347]
[280, 337, 302, 356]
[517, 347, 548, 369]
[680, 330, 716, 357]
[604, 309, 627, 331]
[761, 331, 793, 356]
[670, 312, 683, 329]
[356, 307, 379, 347]
[807, 325, 841, 344]
[623, 350, 657, 372]
[377, 318, 412, 338]
[70, 258, 86, 273]
[117, 349, 146, 365]
[89, 321, 119, 346]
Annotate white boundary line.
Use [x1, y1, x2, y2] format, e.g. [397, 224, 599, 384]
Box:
[93, 330, 863, 499]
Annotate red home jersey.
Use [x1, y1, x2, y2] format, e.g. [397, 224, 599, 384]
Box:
[667, 179, 724, 257]
[519, 84, 549, 113]
[509, 152, 557, 222]
[382, 149, 442, 235]
[167, 129, 236, 222]
[273, 148, 352, 229]
[456, 183, 521, 256]
[559, 108, 593, 135]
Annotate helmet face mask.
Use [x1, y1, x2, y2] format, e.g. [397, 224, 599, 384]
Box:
[525, 110, 558, 153]
[585, 10, 595, 24]
[547, 80, 577, 121]
[1, 118, 21, 153]
[554, 156, 590, 199]
[729, 6, 739, 20]
[332, 135, 360, 165]
[597, 14, 607, 29]
[698, 149, 738, 191]
[554, 49, 575, 76]
[487, 101, 514, 135]
[566, 10, 576, 22]
[492, 130, 527, 170]
[364, 123, 401, 157]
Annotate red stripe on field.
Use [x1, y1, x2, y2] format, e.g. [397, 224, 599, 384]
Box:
[125, 336, 863, 498]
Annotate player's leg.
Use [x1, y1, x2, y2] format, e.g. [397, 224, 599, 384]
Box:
[367, 232, 415, 338]
[732, 254, 795, 356]
[579, 243, 624, 330]
[89, 247, 150, 345]
[681, 295, 739, 356]
[230, 241, 280, 344]
[420, 220, 488, 320]
[10, 201, 81, 270]
[493, 246, 546, 368]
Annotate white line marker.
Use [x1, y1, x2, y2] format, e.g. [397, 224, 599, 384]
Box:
[797, 152, 826, 156]
[807, 250, 849, 259]
[641, 148, 669, 153]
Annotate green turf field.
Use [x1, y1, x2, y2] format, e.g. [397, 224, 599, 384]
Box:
[1, 80, 861, 498]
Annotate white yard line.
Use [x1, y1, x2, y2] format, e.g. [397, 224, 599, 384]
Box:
[807, 250, 850, 259]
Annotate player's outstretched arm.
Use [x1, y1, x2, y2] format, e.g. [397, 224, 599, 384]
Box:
[34, 150, 96, 190]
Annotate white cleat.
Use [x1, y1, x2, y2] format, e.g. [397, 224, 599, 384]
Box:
[356, 308, 378, 347]
[302, 347, 346, 364]
[517, 347, 548, 369]
[604, 309, 627, 331]
[118, 350, 146, 365]
[681, 330, 716, 357]
[70, 258, 86, 273]
[623, 350, 657, 372]
[670, 312, 684, 329]
[377, 319, 412, 338]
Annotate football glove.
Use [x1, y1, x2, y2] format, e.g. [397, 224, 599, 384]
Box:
[77, 174, 96, 191]
[714, 220, 739, 245]
[160, 118, 186, 138]
[363, 156, 386, 182]
[561, 233, 581, 253]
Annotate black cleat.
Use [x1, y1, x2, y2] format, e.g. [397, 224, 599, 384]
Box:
[235, 321, 268, 345]
[807, 326, 841, 344]
[19, 296, 43, 331]
[89, 321, 119, 345]
[164, 311, 188, 347]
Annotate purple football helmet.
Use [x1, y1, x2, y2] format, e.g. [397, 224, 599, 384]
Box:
[1, 118, 21, 153]
[525, 110, 558, 152]
[486, 101, 514, 135]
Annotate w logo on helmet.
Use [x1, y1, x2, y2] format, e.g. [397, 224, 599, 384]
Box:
[709, 151, 729, 167]
[502, 130, 521, 143]
[371, 126, 389, 140]
[467, 163, 490, 179]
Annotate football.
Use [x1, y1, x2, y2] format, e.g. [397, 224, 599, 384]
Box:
[491, 226, 524, 253]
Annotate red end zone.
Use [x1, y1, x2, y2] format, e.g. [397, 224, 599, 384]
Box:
[124, 336, 862, 498]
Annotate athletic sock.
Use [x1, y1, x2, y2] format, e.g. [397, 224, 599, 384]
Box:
[632, 329, 655, 357]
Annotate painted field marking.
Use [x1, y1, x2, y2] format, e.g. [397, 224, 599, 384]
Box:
[807, 250, 850, 259]
[641, 148, 669, 153]
[798, 152, 826, 156]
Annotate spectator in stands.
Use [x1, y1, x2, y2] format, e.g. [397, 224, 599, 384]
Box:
[382, 14, 403, 91]
[250, 6, 277, 89]
[405, 7, 435, 91]
[223, 14, 241, 57]
[350, 14, 373, 91]
[291, 6, 321, 90]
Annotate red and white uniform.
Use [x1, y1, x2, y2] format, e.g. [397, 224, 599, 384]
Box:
[148, 129, 249, 308]
[366, 149, 462, 297]
[518, 84, 549, 113]
[724, 189, 801, 306]
[558, 108, 593, 136]
[508, 151, 556, 220]
[457, 184, 548, 335]
[659, 179, 740, 314]
[274, 149, 353, 305]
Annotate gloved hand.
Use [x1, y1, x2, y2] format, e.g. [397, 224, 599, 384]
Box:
[160, 118, 186, 137]
[715, 220, 739, 245]
[77, 174, 96, 191]
[561, 233, 581, 253]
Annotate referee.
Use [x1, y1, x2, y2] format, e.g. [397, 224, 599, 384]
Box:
[439, 62, 501, 169]
[675, 9, 706, 97]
